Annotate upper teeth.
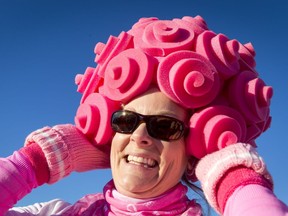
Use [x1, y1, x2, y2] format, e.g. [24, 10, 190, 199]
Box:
[127, 155, 156, 167]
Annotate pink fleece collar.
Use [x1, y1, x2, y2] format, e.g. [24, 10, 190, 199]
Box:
[104, 180, 202, 215]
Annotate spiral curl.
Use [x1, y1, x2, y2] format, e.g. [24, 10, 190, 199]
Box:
[186, 105, 247, 159]
[75, 67, 104, 104]
[238, 42, 256, 71]
[195, 31, 241, 79]
[131, 18, 202, 57]
[95, 31, 133, 77]
[75, 93, 120, 145]
[228, 70, 273, 124]
[99, 48, 156, 103]
[158, 51, 220, 108]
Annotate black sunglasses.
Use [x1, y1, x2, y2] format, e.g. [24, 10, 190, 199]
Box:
[111, 110, 187, 141]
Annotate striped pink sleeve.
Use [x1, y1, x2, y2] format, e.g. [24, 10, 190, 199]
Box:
[0, 151, 38, 215]
[224, 184, 288, 216]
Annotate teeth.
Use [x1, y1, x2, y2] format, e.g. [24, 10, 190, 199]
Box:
[127, 155, 156, 167]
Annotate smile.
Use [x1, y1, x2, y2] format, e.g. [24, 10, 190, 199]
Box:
[126, 155, 157, 168]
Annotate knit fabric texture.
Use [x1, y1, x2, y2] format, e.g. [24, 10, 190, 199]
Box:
[19, 143, 50, 185]
[24, 124, 110, 184]
[195, 143, 273, 213]
[217, 166, 273, 213]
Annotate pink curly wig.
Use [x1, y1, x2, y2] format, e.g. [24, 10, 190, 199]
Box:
[74, 16, 273, 159]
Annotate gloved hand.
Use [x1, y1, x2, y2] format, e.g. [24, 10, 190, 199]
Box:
[21, 124, 110, 185]
[195, 143, 273, 214]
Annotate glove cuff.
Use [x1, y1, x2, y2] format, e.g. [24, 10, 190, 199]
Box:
[25, 125, 72, 184]
[25, 124, 111, 184]
[217, 166, 273, 213]
[52, 125, 111, 172]
[19, 143, 49, 185]
[195, 143, 273, 213]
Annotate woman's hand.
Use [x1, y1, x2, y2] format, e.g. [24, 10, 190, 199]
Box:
[195, 143, 273, 214]
[22, 124, 110, 184]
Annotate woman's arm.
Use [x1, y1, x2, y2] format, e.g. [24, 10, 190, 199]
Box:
[5, 199, 72, 216]
[0, 124, 110, 214]
[224, 184, 288, 216]
[196, 143, 288, 215]
[0, 150, 38, 215]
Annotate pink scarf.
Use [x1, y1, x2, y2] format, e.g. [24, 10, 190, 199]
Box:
[67, 180, 202, 215]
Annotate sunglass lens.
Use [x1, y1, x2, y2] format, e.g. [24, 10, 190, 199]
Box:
[111, 111, 138, 133]
[149, 117, 183, 141]
[112, 110, 185, 141]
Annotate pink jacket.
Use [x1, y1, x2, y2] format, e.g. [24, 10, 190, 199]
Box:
[1, 151, 287, 215]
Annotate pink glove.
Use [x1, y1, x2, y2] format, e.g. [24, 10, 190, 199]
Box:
[21, 124, 110, 185]
[195, 143, 273, 214]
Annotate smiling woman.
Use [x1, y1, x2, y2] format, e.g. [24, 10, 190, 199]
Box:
[110, 88, 189, 200]
[0, 15, 287, 216]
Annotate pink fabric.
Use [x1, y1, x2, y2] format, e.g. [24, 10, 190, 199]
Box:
[24, 125, 75, 183]
[0, 151, 38, 215]
[63, 180, 202, 215]
[195, 143, 273, 213]
[224, 184, 288, 216]
[217, 167, 273, 213]
[1, 151, 287, 215]
[19, 142, 49, 185]
[24, 124, 110, 184]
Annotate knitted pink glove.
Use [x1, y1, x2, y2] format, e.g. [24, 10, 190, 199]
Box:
[195, 143, 273, 214]
[22, 124, 110, 184]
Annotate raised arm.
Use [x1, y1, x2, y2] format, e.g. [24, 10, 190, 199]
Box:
[0, 124, 110, 215]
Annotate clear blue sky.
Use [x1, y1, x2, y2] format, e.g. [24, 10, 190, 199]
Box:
[0, 0, 287, 215]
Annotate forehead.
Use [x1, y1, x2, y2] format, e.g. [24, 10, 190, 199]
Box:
[124, 88, 187, 120]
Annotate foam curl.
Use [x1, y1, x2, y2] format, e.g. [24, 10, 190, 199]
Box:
[228, 70, 273, 124]
[157, 51, 220, 108]
[75, 67, 104, 103]
[180, 15, 208, 34]
[94, 31, 133, 77]
[195, 31, 241, 79]
[238, 42, 256, 71]
[131, 18, 199, 57]
[186, 105, 247, 159]
[74, 16, 273, 158]
[99, 48, 156, 103]
[75, 93, 120, 145]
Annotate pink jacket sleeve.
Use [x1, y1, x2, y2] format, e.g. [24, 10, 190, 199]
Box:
[0, 151, 38, 215]
[224, 184, 288, 216]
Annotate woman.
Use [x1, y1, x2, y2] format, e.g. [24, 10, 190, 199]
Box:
[1, 15, 287, 215]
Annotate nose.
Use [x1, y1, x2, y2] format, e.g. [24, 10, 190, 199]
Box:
[130, 123, 153, 146]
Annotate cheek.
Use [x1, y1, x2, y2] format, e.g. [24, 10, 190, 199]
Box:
[163, 140, 188, 172]
[110, 133, 129, 165]
[111, 133, 129, 151]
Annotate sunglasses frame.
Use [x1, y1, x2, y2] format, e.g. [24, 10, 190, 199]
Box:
[111, 110, 187, 141]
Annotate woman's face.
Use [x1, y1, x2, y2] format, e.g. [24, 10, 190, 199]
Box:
[110, 88, 188, 199]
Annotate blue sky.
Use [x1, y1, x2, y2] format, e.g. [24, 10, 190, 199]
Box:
[0, 0, 287, 214]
